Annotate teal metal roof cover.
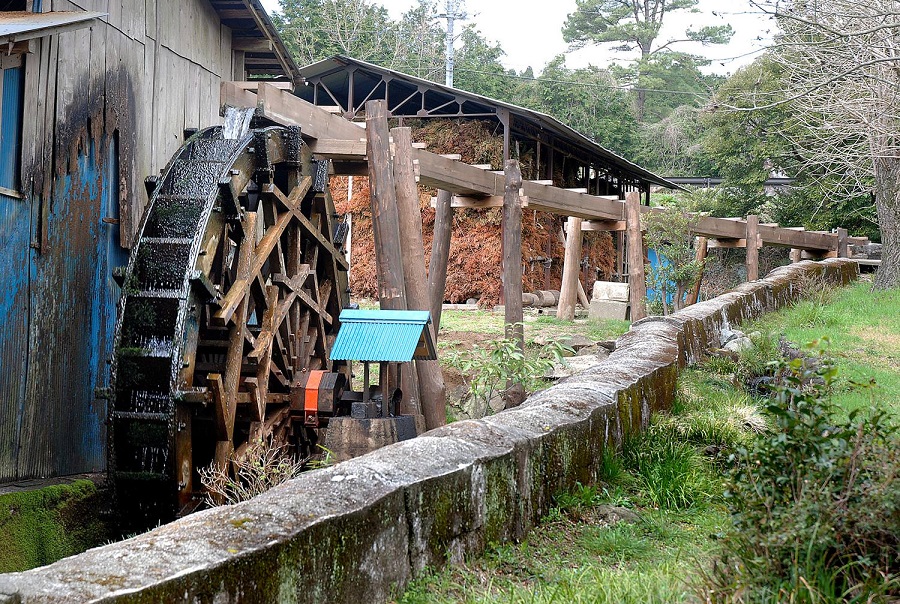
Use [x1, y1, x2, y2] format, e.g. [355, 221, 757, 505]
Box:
[331, 309, 436, 362]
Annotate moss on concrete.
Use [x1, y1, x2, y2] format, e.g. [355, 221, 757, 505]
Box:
[0, 480, 110, 573]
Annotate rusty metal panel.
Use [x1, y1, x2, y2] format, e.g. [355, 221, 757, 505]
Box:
[15, 137, 125, 479]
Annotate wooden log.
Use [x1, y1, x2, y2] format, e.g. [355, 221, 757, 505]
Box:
[503, 160, 525, 409]
[365, 101, 407, 310]
[392, 127, 446, 430]
[577, 279, 590, 309]
[686, 236, 708, 306]
[626, 192, 647, 321]
[746, 214, 759, 281]
[557, 217, 583, 321]
[428, 189, 453, 333]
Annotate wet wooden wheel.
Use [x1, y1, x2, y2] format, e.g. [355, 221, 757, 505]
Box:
[109, 121, 349, 529]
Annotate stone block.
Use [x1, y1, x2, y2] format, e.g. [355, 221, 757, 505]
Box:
[592, 280, 629, 302]
[588, 299, 628, 320]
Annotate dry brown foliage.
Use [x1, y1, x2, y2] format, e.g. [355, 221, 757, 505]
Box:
[332, 120, 615, 306]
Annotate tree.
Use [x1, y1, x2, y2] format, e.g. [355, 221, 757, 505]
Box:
[534, 55, 639, 156]
[743, 1, 898, 287]
[273, 0, 400, 67]
[562, 0, 732, 119]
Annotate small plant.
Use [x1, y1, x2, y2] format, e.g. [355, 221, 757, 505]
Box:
[707, 342, 900, 602]
[444, 326, 571, 419]
[643, 202, 706, 315]
[199, 438, 306, 507]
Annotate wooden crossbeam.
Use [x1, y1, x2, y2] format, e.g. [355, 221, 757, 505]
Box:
[220, 82, 851, 251]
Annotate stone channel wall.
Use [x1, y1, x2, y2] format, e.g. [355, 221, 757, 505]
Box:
[0, 259, 859, 604]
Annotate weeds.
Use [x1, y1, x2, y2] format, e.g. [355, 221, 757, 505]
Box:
[444, 328, 571, 418]
[706, 343, 900, 602]
[199, 438, 306, 506]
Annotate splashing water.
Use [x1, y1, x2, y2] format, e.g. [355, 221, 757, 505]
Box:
[223, 106, 256, 140]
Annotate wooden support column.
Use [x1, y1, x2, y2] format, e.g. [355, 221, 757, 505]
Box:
[686, 236, 708, 306]
[366, 100, 407, 310]
[503, 160, 525, 409]
[625, 192, 647, 321]
[557, 216, 583, 321]
[837, 227, 849, 258]
[367, 101, 412, 409]
[392, 126, 446, 430]
[428, 189, 453, 334]
[746, 214, 759, 281]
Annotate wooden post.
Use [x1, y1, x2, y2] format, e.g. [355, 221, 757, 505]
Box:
[427, 189, 453, 335]
[503, 160, 525, 409]
[790, 248, 802, 263]
[746, 214, 759, 281]
[837, 227, 849, 258]
[686, 236, 708, 306]
[625, 192, 647, 321]
[557, 216, 583, 320]
[392, 126, 446, 430]
[365, 100, 407, 310]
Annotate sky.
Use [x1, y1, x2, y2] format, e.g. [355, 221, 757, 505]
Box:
[258, 0, 776, 76]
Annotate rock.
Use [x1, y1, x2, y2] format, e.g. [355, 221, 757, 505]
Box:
[466, 298, 478, 305]
[588, 299, 628, 320]
[748, 331, 762, 341]
[576, 345, 610, 361]
[598, 340, 617, 353]
[720, 327, 745, 347]
[593, 505, 640, 525]
[723, 336, 753, 353]
[546, 355, 605, 379]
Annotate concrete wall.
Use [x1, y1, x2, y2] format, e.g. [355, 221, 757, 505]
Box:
[0, 259, 859, 604]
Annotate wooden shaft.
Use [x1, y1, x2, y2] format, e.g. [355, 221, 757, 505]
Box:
[686, 236, 708, 306]
[428, 189, 453, 333]
[790, 248, 802, 263]
[365, 100, 407, 310]
[392, 126, 446, 429]
[746, 214, 759, 281]
[557, 216, 583, 321]
[837, 227, 849, 258]
[502, 160, 525, 408]
[625, 192, 647, 321]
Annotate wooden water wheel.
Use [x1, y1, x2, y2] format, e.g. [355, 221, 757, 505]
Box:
[108, 120, 349, 529]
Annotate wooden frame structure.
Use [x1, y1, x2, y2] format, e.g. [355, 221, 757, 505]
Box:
[222, 82, 868, 323]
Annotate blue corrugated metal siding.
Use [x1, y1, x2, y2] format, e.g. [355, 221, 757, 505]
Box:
[0, 65, 29, 483]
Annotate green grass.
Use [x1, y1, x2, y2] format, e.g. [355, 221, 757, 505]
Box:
[746, 281, 900, 419]
[0, 480, 110, 573]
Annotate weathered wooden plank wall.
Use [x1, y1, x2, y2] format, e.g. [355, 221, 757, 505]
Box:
[0, 0, 239, 482]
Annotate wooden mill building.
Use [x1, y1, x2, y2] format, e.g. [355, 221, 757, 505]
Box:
[0, 1, 299, 482]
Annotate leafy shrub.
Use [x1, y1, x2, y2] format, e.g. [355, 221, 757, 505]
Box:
[707, 344, 900, 602]
[444, 328, 570, 418]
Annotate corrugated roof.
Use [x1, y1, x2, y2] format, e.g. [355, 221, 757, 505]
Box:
[0, 11, 106, 45]
[297, 55, 680, 190]
[331, 309, 437, 362]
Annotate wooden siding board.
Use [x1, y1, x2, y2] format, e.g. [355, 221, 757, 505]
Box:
[145, 0, 156, 40]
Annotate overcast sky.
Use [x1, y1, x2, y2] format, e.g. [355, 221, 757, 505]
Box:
[258, 0, 775, 76]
